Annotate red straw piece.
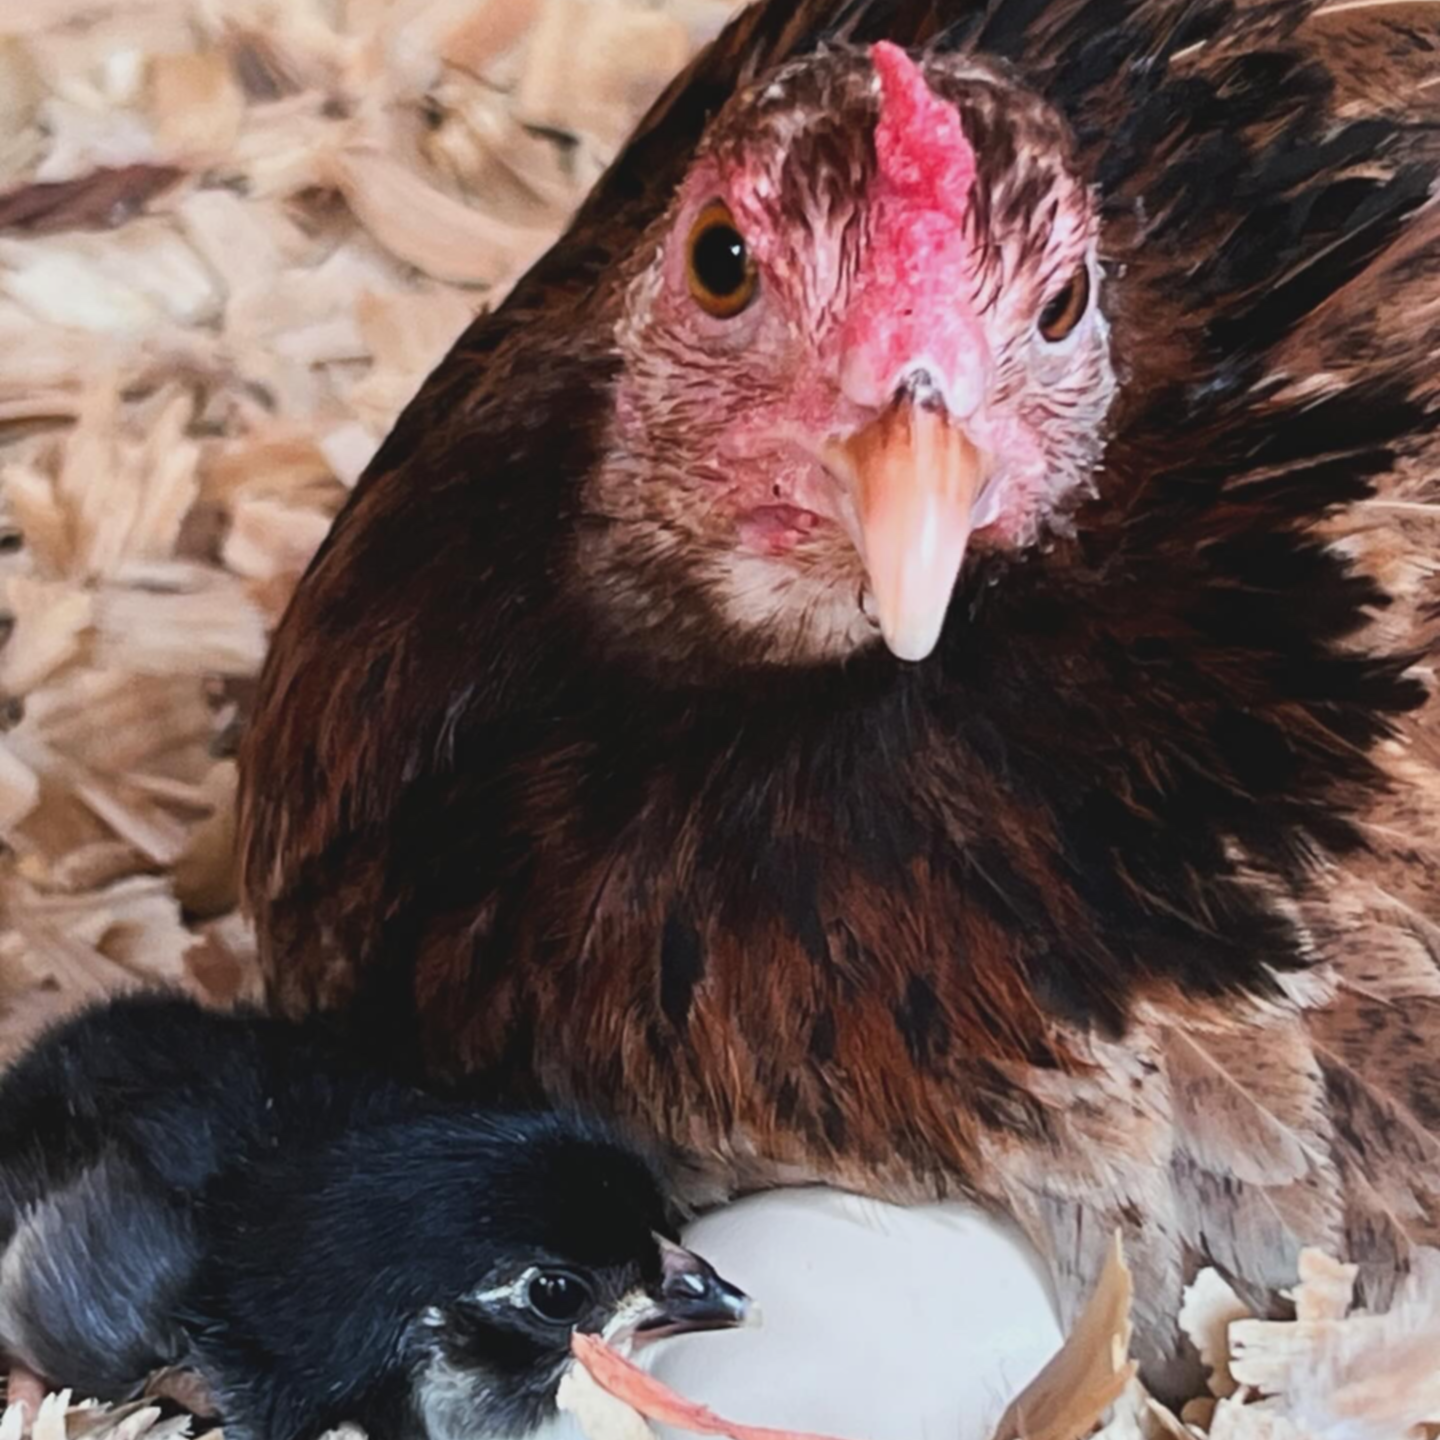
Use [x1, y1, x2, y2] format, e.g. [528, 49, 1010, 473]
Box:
[571, 1333, 853, 1440]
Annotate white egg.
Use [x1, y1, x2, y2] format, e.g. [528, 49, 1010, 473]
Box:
[648, 1187, 1063, 1440]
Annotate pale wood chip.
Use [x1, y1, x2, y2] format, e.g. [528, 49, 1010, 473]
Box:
[47, 840, 145, 894]
[0, 463, 72, 575]
[0, 38, 47, 188]
[324, 144, 553, 287]
[172, 189, 309, 299]
[0, 577, 95, 695]
[1290, 1249, 1358, 1324]
[385, 0, 543, 83]
[146, 53, 244, 162]
[990, 1231, 1137, 1440]
[0, 740, 41, 832]
[32, 1389, 71, 1440]
[0, 220, 219, 333]
[1206, 1396, 1309, 1440]
[517, 0, 691, 149]
[1180, 1269, 1253, 1400]
[223, 496, 333, 583]
[93, 578, 267, 677]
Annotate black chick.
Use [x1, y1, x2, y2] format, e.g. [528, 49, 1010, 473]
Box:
[0, 991, 750, 1440]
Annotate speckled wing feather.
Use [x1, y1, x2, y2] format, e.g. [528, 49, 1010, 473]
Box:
[1273, 16, 1440, 1295]
[985, 0, 1440, 1375]
[239, 0, 1440, 1390]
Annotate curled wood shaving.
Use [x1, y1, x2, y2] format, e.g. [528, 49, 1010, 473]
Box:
[992, 1232, 1136, 1440]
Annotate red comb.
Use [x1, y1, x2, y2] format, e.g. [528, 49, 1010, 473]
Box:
[870, 41, 976, 221]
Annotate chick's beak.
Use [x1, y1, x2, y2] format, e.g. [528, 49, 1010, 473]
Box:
[824, 389, 986, 663]
[629, 1238, 753, 1346]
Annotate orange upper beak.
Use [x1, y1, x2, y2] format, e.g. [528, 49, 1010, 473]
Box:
[825, 398, 986, 663]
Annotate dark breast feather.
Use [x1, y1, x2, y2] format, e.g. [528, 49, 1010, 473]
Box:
[240, 0, 1440, 1381]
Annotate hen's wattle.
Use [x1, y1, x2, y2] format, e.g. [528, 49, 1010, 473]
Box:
[239, 0, 1440, 1389]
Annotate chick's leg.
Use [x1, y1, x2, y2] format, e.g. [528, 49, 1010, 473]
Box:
[4, 1361, 49, 1432]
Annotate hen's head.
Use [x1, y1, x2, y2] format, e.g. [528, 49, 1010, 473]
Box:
[583, 42, 1113, 668]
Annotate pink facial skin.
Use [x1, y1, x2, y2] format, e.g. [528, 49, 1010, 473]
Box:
[594, 43, 1115, 665]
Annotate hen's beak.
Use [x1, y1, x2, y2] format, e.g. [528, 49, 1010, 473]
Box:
[824, 389, 986, 663]
[626, 1239, 753, 1347]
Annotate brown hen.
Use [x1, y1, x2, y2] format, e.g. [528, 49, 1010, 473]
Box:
[239, 0, 1440, 1388]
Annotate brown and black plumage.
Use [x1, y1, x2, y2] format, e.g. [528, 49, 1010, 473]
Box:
[238, 0, 1440, 1387]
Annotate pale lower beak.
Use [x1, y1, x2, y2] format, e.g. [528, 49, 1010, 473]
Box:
[824, 399, 986, 663]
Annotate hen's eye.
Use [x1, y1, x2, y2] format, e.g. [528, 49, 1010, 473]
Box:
[525, 1270, 592, 1325]
[1037, 264, 1091, 343]
[686, 201, 758, 319]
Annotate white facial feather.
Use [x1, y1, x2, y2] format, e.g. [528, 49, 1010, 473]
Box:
[418, 1353, 496, 1440]
[712, 551, 876, 663]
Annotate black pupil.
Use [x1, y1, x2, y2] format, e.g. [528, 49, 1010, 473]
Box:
[693, 224, 748, 298]
[527, 1272, 587, 1324]
[1040, 280, 1076, 333]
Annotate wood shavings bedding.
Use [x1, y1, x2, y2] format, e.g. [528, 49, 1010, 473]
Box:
[0, 0, 736, 1061]
[0, 3, 1437, 1440]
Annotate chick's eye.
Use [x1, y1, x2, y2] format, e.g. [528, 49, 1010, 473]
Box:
[1037, 264, 1091, 343]
[525, 1270, 591, 1325]
[686, 201, 758, 319]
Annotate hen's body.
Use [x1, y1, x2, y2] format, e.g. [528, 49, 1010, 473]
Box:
[241, 0, 1440, 1380]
